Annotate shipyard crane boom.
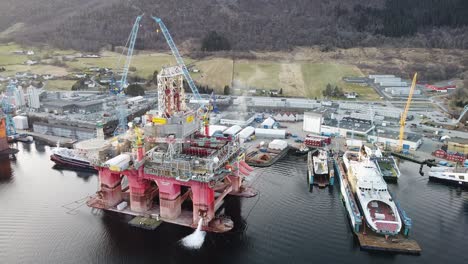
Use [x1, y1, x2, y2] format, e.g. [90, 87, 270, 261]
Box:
[152, 16, 203, 104]
[1, 81, 18, 136]
[112, 15, 143, 136]
[397, 73, 418, 152]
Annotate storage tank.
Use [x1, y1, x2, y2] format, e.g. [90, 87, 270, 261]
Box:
[13, 115, 28, 130]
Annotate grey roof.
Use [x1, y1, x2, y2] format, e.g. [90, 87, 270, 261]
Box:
[374, 129, 422, 142]
[42, 100, 75, 108]
[323, 117, 374, 133]
[74, 100, 103, 107]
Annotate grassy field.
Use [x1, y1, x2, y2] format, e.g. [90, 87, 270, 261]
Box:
[233, 60, 281, 91]
[301, 63, 366, 98]
[0, 43, 382, 98]
[44, 80, 76, 91]
[66, 51, 178, 78]
[191, 58, 233, 91]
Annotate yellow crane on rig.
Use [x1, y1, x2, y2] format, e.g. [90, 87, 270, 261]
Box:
[397, 73, 418, 152]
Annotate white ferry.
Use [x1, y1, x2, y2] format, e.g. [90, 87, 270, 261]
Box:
[343, 148, 402, 236]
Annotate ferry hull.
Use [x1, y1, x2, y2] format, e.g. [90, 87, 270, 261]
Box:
[50, 154, 97, 172]
[428, 176, 468, 188]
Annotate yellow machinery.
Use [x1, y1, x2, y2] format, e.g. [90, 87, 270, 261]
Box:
[397, 73, 418, 152]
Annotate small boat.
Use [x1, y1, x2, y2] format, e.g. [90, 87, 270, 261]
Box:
[428, 166, 468, 187]
[291, 143, 310, 156]
[310, 149, 333, 188]
[7, 134, 34, 143]
[16, 134, 34, 143]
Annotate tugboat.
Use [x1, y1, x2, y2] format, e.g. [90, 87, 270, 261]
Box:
[343, 146, 402, 236]
[311, 149, 333, 188]
[7, 133, 34, 143]
[50, 143, 96, 171]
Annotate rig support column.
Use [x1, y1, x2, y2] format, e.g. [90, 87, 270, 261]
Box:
[128, 175, 153, 213]
[155, 180, 181, 220]
[98, 169, 123, 208]
[227, 174, 242, 193]
[191, 182, 215, 225]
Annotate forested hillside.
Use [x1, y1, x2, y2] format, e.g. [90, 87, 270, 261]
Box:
[0, 0, 467, 51]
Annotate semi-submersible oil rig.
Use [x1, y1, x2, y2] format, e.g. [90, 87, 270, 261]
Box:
[86, 57, 257, 233]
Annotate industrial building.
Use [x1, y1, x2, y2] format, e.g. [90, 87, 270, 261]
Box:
[27, 86, 41, 109]
[220, 113, 255, 127]
[368, 130, 422, 150]
[321, 117, 375, 138]
[447, 138, 468, 156]
[303, 112, 323, 134]
[384, 87, 421, 96]
[33, 122, 95, 140]
[41, 100, 103, 114]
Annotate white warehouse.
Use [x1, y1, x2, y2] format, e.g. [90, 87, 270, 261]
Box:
[303, 112, 322, 134]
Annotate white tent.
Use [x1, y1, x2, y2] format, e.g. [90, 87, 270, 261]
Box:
[268, 139, 288, 150]
[238, 126, 255, 139]
[223, 125, 242, 136]
[261, 117, 276, 129]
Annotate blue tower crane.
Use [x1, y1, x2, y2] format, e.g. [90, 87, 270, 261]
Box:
[1, 81, 17, 136]
[151, 16, 203, 104]
[112, 15, 143, 136]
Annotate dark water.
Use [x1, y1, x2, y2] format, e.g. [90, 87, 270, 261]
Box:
[1, 143, 467, 264]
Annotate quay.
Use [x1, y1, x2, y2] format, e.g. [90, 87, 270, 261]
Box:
[16, 129, 76, 148]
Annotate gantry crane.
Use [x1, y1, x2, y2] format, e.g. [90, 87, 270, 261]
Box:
[111, 15, 143, 136]
[151, 16, 203, 104]
[397, 73, 418, 152]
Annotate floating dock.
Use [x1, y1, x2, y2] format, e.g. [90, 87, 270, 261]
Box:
[334, 157, 421, 254]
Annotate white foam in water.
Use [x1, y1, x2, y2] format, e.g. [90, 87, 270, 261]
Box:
[180, 218, 206, 250]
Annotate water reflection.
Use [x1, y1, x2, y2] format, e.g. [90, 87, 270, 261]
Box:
[52, 165, 96, 182]
[21, 142, 31, 153]
[0, 158, 13, 183]
[34, 142, 47, 154]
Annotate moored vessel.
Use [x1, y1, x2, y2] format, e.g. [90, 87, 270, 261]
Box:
[343, 147, 402, 236]
[50, 143, 96, 171]
[428, 166, 468, 187]
[364, 145, 400, 182]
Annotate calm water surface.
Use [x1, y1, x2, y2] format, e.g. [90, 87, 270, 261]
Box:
[0, 143, 467, 264]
